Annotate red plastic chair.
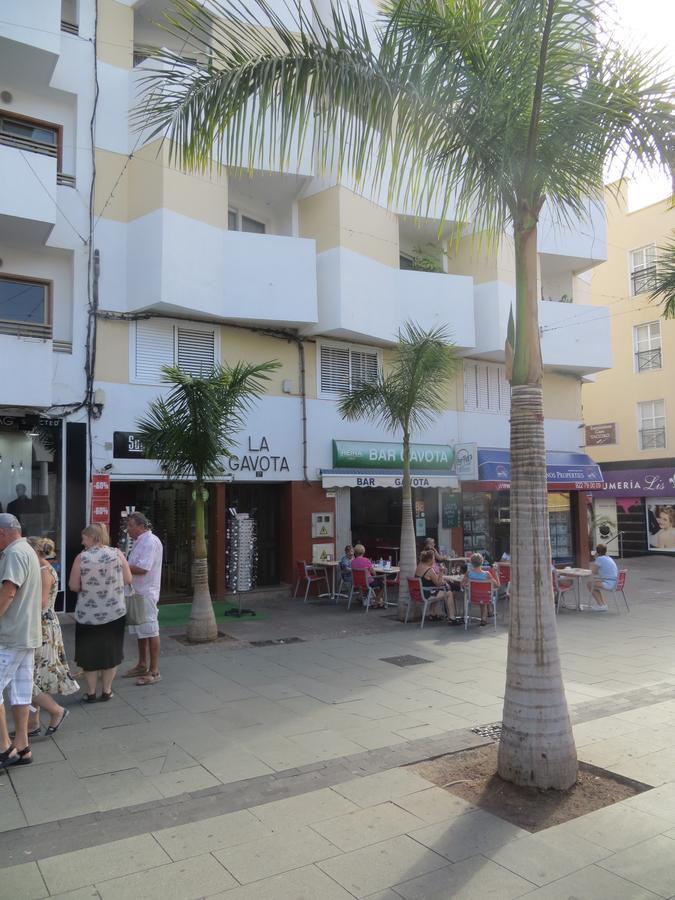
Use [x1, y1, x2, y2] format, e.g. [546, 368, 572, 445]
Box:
[292, 561, 329, 603]
[553, 569, 575, 613]
[464, 579, 497, 630]
[405, 577, 433, 629]
[603, 569, 630, 613]
[496, 563, 511, 586]
[349, 567, 375, 611]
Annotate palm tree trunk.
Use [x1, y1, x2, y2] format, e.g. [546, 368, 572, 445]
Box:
[398, 431, 416, 618]
[497, 215, 577, 790]
[187, 482, 218, 643]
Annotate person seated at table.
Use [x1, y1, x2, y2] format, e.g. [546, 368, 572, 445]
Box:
[586, 544, 617, 612]
[462, 553, 500, 626]
[339, 544, 354, 584]
[423, 537, 451, 574]
[351, 544, 385, 608]
[414, 550, 452, 621]
[443, 561, 467, 625]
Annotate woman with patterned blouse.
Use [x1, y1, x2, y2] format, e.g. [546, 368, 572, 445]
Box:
[68, 524, 132, 702]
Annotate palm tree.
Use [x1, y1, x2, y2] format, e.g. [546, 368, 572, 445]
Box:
[139, 0, 674, 786]
[651, 234, 675, 319]
[338, 322, 458, 608]
[137, 361, 280, 642]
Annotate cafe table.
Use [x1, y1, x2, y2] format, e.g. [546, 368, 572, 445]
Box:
[316, 559, 347, 603]
[557, 567, 593, 610]
[373, 565, 401, 608]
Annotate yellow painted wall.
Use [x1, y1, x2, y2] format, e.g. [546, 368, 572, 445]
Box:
[96, 319, 129, 383]
[299, 187, 399, 268]
[583, 183, 675, 461]
[447, 233, 515, 286]
[97, 0, 133, 69]
[543, 372, 582, 420]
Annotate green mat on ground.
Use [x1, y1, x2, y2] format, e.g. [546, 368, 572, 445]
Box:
[158, 601, 268, 627]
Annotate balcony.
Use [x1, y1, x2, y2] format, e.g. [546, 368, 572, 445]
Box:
[126, 209, 318, 326]
[0, 145, 57, 243]
[0, 2, 61, 82]
[538, 197, 607, 270]
[631, 265, 658, 297]
[305, 247, 475, 347]
[636, 348, 662, 372]
[0, 334, 53, 407]
[472, 281, 611, 375]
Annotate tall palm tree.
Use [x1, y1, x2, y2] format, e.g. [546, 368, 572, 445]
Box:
[338, 322, 458, 607]
[139, 0, 674, 786]
[651, 234, 675, 319]
[137, 361, 279, 642]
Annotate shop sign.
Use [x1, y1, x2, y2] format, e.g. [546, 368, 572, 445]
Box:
[113, 432, 148, 459]
[91, 499, 110, 524]
[322, 472, 459, 489]
[591, 467, 675, 497]
[91, 474, 110, 498]
[226, 436, 290, 478]
[452, 443, 478, 479]
[333, 440, 454, 471]
[441, 492, 461, 528]
[0, 416, 60, 431]
[585, 423, 617, 446]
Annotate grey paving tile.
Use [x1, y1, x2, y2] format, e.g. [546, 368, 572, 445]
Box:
[625, 784, 675, 824]
[520, 864, 662, 899]
[82, 768, 164, 812]
[250, 786, 359, 828]
[205, 863, 356, 899]
[62, 743, 138, 779]
[392, 787, 476, 825]
[153, 809, 273, 861]
[409, 809, 528, 863]
[316, 834, 448, 898]
[48, 889, 102, 900]
[0, 861, 48, 900]
[148, 765, 220, 798]
[331, 768, 432, 807]
[198, 748, 276, 784]
[552, 803, 673, 852]
[38, 835, 171, 894]
[598, 833, 675, 897]
[311, 801, 424, 852]
[484, 828, 610, 886]
[392, 856, 534, 899]
[213, 825, 341, 883]
[95, 853, 236, 900]
[0, 779, 29, 832]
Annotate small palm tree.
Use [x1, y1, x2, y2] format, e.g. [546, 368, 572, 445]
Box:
[139, 0, 673, 787]
[338, 322, 458, 608]
[651, 234, 675, 319]
[137, 361, 280, 642]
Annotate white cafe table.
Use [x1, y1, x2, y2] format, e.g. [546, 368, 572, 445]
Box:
[373, 566, 401, 608]
[315, 559, 346, 602]
[557, 567, 593, 610]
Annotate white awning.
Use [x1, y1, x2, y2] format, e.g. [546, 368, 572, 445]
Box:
[321, 470, 459, 489]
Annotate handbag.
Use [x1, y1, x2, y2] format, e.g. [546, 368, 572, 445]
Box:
[125, 589, 147, 626]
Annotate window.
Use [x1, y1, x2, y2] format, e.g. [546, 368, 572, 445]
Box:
[0, 275, 51, 338]
[0, 112, 60, 164]
[634, 322, 662, 372]
[228, 209, 266, 234]
[399, 253, 415, 270]
[638, 399, 666, 449]
[464, 361, 510, 414]
[134, 320, 217, 384]
[61, 0, 78, 34]
[319, 343, 379, 396]
[630, 244, 657, 296]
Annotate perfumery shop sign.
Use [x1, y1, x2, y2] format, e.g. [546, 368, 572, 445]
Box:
[590, 467, 675, 498]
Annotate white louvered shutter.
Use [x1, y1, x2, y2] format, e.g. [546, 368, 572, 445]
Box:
[464, 361, 479, 412]
[135, 320, 174, 383]
[350, 349, 378, 387]
[176, 328, 216, 377]
[498, 365, 511, 412]
[320, 345, 350, 394]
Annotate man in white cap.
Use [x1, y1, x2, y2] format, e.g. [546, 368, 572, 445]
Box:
[0, 513, 42, 768]
[123, 512, 163, 685]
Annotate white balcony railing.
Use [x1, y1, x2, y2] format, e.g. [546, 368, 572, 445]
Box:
[0, 334, 53, 407]
[0, 145, 57, 243]
[0, 2, 61, 79]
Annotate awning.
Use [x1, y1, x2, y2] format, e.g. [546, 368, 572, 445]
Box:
[321, 469, 459, 489]
[468, 448, 604, 490]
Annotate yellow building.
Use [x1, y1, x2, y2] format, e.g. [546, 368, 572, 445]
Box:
[583, 183, 675, 555]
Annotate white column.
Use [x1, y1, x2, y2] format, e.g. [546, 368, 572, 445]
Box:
[335, 486, 351, 555]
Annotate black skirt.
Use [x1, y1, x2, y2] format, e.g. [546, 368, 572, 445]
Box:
[75, 616, 126, 671]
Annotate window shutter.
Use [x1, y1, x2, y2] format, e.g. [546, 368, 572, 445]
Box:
[351, 350, 378, 387]
[176, 328, 216, 377]
[320, 345, 350, 394]
[498, 366, 511, 412]
[464, 361, 479, 411]
[464, 361, 508, 414]
[135, 320, 174, 383]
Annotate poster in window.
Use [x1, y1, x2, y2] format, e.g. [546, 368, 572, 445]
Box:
[592, 498, 618, 555]
[646, 498, 675, 551]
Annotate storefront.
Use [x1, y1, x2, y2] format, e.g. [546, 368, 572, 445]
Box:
[461, 448, 604, 565]
[589, 465, 675, 555]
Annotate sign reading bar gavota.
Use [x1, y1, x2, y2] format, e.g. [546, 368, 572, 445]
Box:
[333, 440, 454, 471]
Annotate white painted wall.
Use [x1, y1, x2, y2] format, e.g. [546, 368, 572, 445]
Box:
[538, 197, 608, 267]
[0, 147, 56, 242]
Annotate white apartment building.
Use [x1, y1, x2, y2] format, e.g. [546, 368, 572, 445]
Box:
[0, 0, 612, 601]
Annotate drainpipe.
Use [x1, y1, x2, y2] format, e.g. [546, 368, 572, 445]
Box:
[296, 337, 310, 485]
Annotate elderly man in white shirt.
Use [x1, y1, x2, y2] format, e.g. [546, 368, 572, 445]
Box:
[123, 512, 164, 685]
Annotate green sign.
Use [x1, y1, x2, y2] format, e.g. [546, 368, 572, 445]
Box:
[441, 492, 461, 528]
[333, 440, 454, 471]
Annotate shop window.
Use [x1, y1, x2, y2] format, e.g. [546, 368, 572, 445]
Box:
[630, 244, 657, 296]
[319, 342, 380, 397]
[548, 492, 572, 560]
[134, 320, 217, 384]
[0, 275, 51, 339]
[634, 321, 662, 372]
[638, 399, 666, 449]
[464, 361, 510, 414]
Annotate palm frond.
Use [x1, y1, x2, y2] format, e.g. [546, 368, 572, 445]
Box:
[651, 234, 675, 319]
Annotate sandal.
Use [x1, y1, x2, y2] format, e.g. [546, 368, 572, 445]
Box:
[135, 673, 161, 686]
[9, 725, 41, 739]
[123, 665, 149, 679]
[45, 708, 69, 736]
[99, 691, 114, 702]
[1, 745, 32, 768]
[82, 693, 98, 703]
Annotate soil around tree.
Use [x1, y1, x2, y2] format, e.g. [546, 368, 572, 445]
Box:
[411, 743, 650, 832]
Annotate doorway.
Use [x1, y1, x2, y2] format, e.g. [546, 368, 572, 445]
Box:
[227, 483, 282, 585]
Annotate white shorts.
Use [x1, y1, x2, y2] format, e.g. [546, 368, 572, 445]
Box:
[0, 647, 35, 706]
[128, 595, 159, 639]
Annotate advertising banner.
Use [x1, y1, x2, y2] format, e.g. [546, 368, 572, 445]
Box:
[646, 498, 675, 552]
[592, 498, 619, 556]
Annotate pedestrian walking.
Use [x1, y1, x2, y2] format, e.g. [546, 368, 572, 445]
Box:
[123, 513, 164, 685]
[0, 514, 42, 768]
[69, 524, 132, 702]
[23, 538, 78, 734]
